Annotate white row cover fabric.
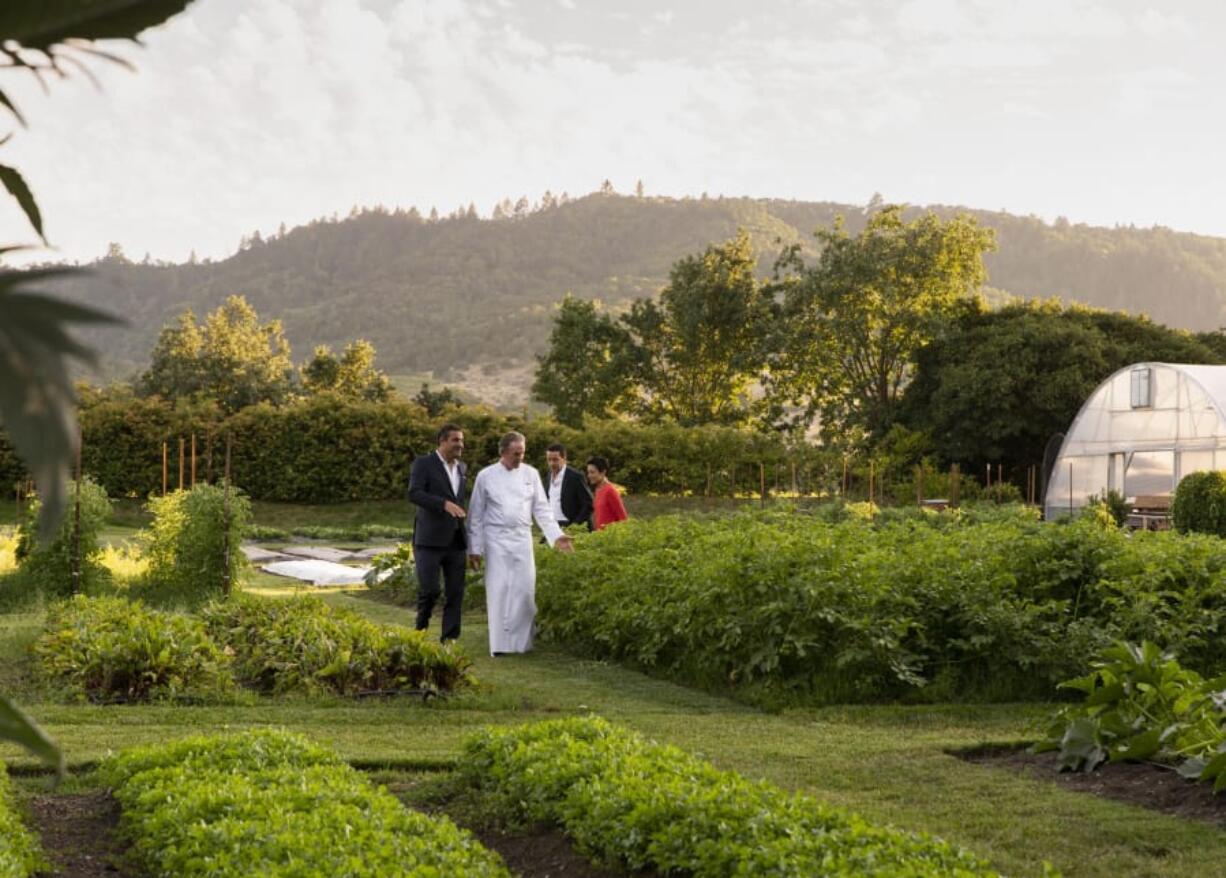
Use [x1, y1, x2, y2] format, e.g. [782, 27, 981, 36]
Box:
[262, 559, 385, 586]
[1045, 363, 1226, 518]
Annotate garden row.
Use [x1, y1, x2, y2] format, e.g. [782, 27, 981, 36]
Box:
[0, 764, 43, 877]
[1040, 640, 1226, 792]
[34, 594, 472, 702]
[99, 730, 508, 876]
[1, 393, 949, 502]
[536, 505, 1226, 705]
[90, 720, 1003, 877]
[456, 716, 1003, 877]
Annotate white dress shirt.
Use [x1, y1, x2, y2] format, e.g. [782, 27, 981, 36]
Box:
[436, 450, 461, 496]
[549, 468, 566, 524]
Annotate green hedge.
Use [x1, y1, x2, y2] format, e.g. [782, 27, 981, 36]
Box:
[0, 764, 46, 877]
[33, 595, 236, 702]
[2, 395, 837, 503]
[200, 594, 474, 695]
[99, 729, 509, 877]
[460, 717, 998, 877]
[536, 507, 1226, 705]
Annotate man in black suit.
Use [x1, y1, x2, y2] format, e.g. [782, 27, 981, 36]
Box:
[543, 443, 594, 531]
[408, 423, 468, 641]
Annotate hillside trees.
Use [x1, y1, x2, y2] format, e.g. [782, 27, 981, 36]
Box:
[138, 295, 294, 410]
[771, 206, 996, 439]
[533, 232, 777, 427]
[532, 296, 636, 427]
[300, 339, 392, 402]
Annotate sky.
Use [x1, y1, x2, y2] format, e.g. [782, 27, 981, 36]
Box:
[3, 0, 1224, 264]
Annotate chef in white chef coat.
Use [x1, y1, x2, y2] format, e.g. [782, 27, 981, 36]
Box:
[467, 431, 574, 655]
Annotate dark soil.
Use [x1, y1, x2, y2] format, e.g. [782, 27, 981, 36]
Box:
[26, 789, 128, 877]
[470, 826, 631, 878]
[959, 745, 1226, 828]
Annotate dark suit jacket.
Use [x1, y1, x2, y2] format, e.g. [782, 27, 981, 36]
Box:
[544, 465, 594, 531]
[408, 452, 467, 549]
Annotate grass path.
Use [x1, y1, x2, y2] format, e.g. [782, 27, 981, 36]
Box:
[3, 592, 1223, 877]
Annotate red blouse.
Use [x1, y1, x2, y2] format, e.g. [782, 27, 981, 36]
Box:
[593, 482, 628, 530]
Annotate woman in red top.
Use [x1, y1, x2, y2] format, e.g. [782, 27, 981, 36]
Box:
[586, 456, 628, 530]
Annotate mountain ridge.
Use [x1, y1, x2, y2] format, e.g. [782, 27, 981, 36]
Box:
[35, 192, 1226, 387]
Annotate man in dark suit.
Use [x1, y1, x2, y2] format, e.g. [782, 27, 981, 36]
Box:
[408, 423, 468, 641]
[543, 443, 594, 531]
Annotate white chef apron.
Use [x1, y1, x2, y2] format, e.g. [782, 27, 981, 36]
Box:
[484, 524, 536, 655]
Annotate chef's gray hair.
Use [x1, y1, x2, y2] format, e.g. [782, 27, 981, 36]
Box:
[499, 430, 526, 453]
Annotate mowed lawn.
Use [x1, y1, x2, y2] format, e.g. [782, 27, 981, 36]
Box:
[3, 586, 1224, 878]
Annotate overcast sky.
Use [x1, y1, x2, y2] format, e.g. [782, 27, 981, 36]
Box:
[3, 0, 1223, 264]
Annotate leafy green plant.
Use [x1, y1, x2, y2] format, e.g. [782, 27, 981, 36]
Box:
[1086, 489, 1130, 528]
[0, 762, 47, 876]
[1037, 641, 1226, 792]
[460, 717, 1001, 877]
[33, 595, 236, 703]
[14, 477, 112, 596]
[145, 483, 251, 602]
[200, 593, 474, 695]
[99, 729, 510, 877]
[1172, 470, 1226, 537]
[536, 509, 1226, 705]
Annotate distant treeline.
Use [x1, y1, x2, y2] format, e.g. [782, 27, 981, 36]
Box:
[35, 191, 1226, 381]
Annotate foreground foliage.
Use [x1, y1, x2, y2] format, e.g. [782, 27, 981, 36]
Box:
[538, 507, 1226, 704]
[460, 716, 1002, 877]
[14, 477, 111, 596]
[33, 596, 235, 703]
[1037, 641, 1226, 791]
[201, 594, 474, 695]
[99, 729, 509, 877]
[0, 763, 45, 877]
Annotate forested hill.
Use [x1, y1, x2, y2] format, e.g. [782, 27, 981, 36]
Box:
[41, 193, 1226, 381]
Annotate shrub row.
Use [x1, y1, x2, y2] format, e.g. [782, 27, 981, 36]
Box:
[34, 594, 474, 702]
[33, 595, 235, 702]
[0, 394, 836, 503]
[98, 729, 510, 877]
[200, 594, 474, 695]
[536, 507, 1226, 705]
[0, 764, 45, 877]
[247, 523, 410, 543]
[145, 483, 251, 600]
[460, 716, 998, 877]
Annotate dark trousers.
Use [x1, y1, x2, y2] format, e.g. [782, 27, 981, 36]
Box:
[414, 542, 467, 641]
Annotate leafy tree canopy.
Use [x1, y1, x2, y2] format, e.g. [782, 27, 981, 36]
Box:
[897, 299, 1224, 476]
[301, 339, 392, 402]
[534, 232, 776, 428]
[138, 295, 294, 411]
[772, 206, 996, 440]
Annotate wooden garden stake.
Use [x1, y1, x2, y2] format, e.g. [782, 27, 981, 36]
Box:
[222, 434, 232, 596]
[70, 428, 82, 596]
[841, 456, 848, 498]
[1064, 458, 1073, 515]
[178, 436, 185, 490]
[790, 462, 798, 496]
[915, 464, 923, 507]
[759, 462, 766, 508]
[162, 441, 168, 495]
[191, 433, 197, 487]
[950, 464, 960, 508]
[868, 460, 875, 505]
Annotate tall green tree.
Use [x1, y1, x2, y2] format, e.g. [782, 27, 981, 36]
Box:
[138, 295, 294, 411]
[773, 206, 995, 438]
[300, 339, 392, 402]
[532, 294, 636, 427]
[898, 299, 1225, 476]
[533, 232, 777, 427]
